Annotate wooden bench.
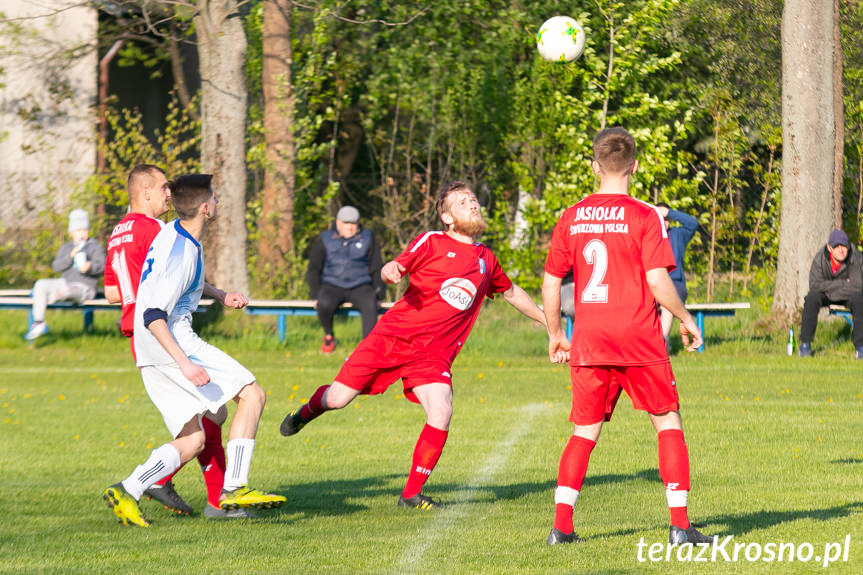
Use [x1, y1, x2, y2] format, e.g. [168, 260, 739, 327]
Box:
[245, 299, 395, 342]
[0, 294, 213, 334]
[564, 302, 751, 352]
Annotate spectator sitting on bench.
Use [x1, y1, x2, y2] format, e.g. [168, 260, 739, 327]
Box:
[799, 229, 863, 358]
[25, 209, 106, 341]
[306, 205, 385, 354]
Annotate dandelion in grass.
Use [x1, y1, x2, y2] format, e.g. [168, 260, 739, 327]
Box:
[58, 395, 65, 401]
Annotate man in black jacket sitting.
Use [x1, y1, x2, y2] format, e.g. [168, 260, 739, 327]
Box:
[306, 206, 385, 354]
[799, 229, 863, 358]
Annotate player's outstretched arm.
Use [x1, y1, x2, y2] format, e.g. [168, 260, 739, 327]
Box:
[203, 282, 248, 309]
[502, 283, 546, 327]
[146, 316, 211, 386]
[381, 260, 406, 284]
[645, 267, 703, 352]
[541, 272, 570, 364]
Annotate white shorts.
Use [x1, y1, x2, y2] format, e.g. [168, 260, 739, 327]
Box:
[140, 342, 255, 438]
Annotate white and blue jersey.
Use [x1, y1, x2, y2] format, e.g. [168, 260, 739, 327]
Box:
[134, 219, 206, 367]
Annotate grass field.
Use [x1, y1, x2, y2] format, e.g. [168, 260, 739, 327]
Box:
[0, 303, 861, 574]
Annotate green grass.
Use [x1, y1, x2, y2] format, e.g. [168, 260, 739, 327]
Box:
[0, 303, 862, 573]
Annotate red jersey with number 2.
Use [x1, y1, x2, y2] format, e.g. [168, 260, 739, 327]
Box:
[545, 193, 675, 366]
[373, 231, 512, 362]
[104, 213, 164, 336]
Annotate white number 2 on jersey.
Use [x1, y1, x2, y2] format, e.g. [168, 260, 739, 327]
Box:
[581, 239, 609, 303]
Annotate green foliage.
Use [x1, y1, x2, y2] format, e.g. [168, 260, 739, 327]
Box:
[81, 93, 201, 238]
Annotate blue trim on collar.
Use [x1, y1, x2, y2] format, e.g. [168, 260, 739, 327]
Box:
[173, 219, 201, 248]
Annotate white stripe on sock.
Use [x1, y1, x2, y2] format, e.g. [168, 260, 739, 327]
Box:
[223, 438, 255, 491]
[666, 489, 689, 508]
[554, 485, 580, 506]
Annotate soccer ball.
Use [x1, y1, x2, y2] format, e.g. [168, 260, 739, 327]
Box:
[536, 16, 586, 63]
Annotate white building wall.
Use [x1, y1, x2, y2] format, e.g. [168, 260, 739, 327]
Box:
[0, 0, 98, 229]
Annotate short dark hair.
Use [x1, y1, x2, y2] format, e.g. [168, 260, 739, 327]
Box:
[593, 127, 636, 175]
[127, 164, 165, 198]
[170, 174, 213, 219]
[435, 181, 473, 220]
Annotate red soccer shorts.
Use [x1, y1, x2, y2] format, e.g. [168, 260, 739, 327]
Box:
[334, 332, 453, 403]
[569, 362, 679, 425]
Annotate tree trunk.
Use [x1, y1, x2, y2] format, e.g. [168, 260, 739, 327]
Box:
[258, 0, 295, 294]
[832, 0, 844, 229]
[194, 0, 249, 293]
[773, 0, 835, 315]
[167, 20, 199, 121]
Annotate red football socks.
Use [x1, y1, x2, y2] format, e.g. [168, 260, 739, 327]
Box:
[658, 428, 691, 529]
[402, 424, 449, 498]
[300, 385, 330, 421]
[198, 416, 226, 508]
[553, 435, 596, 534]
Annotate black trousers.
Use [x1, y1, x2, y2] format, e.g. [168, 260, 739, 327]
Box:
[316, 283, 378, 338]
[800, 290, 863, 348]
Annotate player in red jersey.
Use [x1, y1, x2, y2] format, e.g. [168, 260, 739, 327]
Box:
[541, 127, 714, 546]
[104, 164, 248, 520]
[279, 181, 548, 509]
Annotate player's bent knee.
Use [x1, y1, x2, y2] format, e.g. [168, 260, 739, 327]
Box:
[323, 382, 358, 410]
[236, 381, 267, 409]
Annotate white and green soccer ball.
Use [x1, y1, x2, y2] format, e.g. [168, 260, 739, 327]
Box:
[536, 16, 586, 63]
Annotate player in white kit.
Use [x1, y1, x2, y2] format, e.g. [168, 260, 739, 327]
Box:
[103, 174, 285, 526]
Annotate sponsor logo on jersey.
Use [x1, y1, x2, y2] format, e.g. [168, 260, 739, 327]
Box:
[439, 277, 477, 311]
[447, 251, 456, 258]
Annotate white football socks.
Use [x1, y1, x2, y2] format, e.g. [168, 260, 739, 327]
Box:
[121, 443, 181, 500]
[223, 438, 255, 491]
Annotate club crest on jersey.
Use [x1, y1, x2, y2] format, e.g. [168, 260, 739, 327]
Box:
[439, 277, 477, 311]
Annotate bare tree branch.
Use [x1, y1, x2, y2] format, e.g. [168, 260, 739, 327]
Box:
[292, 1, 429, 27]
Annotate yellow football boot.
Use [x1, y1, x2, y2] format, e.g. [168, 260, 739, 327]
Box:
[103, 483, 150, 527]
[219, 486, 286, 510]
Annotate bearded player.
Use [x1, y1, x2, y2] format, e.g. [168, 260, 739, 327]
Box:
[541, 127, 714, 545]
[104, 164, 247, 519]
[279, 181, 548, 509]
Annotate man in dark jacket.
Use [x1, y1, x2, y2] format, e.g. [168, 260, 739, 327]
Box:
[306, 206, 385, 354]
[799, 229, 863, 358]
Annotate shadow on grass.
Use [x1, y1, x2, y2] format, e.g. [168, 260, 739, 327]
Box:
[276, 468, 663, 519]
[704, 501, 863, 537]
[832, 457, 863, 464]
